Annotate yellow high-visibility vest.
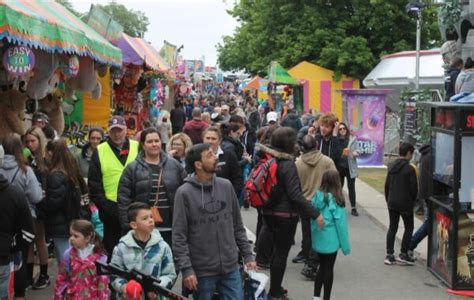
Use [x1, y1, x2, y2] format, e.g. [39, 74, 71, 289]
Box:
[98, 140, 138, 202]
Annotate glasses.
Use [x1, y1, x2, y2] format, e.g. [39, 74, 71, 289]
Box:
[338, 127, 347, 131]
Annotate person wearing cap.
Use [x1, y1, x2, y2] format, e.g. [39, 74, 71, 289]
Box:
[32, 112, 49, 129]
[220, 104, 231, 123]
[88, 115, 139, 256]
[266, 111, 279, 126]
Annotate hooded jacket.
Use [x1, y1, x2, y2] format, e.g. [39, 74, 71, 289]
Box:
[257, 144, 320, 219]
[417, 144, 432, 200]
[221, 136, 245, 166]
[384, 159, 418, 212]
[172, 175, 253, 278]
[183, 119, 209, 144]
[281, 113, 303, 132]
[117, 151, 187, 230]
[0, 155, 42, 218]
[295, 150, 337, 201]
[0, 173, 34, 263]
[111, 229, 176, 299]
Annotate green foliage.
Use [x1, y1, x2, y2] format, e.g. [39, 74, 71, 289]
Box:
[217, 0, 442, 80]
[399, 89, 432, 145]
[55, 0, 82, 17]
[438, 0, 461, 33]
[99, 1, 149, 37]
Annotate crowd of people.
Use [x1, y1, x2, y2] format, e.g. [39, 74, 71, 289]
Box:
[0, 85, 366, 300]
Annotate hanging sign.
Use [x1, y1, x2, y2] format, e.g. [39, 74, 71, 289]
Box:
[2, 45, 35, 76]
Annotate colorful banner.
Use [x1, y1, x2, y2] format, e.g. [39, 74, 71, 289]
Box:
[159, 40, 177, 68]
[86, 4, 123, 42]
[342, 89, 388, 166]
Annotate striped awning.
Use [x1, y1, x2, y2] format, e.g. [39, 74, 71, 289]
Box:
[0, 0, 122, 66]
[115, 33, 171, 72]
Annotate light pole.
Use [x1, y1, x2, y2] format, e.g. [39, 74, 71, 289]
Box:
[406, 1, 423, 91]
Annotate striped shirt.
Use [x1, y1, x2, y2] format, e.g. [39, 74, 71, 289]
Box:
[148, 164, 172, 231]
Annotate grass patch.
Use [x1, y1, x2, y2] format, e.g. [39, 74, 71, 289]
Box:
[358, 168, 387, 194]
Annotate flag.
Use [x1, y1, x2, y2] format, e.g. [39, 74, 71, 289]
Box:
[159, 40, 177, 68]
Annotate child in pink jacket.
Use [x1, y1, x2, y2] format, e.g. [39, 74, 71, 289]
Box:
[54, 220, 109, 299]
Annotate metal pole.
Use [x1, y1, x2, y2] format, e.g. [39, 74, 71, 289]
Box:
[415, 11, 422, 91]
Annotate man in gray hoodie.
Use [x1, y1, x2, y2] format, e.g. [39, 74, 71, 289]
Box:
[173, 143, 255, 299]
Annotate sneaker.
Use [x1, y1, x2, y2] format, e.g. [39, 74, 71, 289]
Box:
[398, 253, 415, 265]
[32, 274, 50, 290]
[407, 250, 418, 261]
[25, 279, 33, 290]
[301, 263, 317, 280]
[351, 208, 359, 216]
[384, 254, 397, 265]
[292, 253, 306, 264]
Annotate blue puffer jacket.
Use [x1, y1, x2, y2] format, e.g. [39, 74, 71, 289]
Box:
[311, 191, 351, 255]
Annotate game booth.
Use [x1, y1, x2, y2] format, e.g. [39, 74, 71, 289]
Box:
[424, 102, 474, 295]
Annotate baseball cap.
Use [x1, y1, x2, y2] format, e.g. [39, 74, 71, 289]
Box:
[0, 145, 4, 168]
[32, 112, 49, 123]
[267, 111, 278, 123]
[108, 115, 127, 130]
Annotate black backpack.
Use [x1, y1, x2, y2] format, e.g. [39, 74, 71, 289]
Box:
[65, 181, 91, 221]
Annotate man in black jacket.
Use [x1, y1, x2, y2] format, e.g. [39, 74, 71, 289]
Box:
[170, 101, 187, 134]
[384, 142, 418, 265]
[445, 57, 463, 101]
[0, 146, 34, 299]
[315, 113, 342, 166]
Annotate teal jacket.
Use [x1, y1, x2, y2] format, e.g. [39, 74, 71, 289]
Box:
[311, 191, 351, 255]
[110, 229, 176, 299]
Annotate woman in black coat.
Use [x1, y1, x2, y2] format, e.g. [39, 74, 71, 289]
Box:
[117, 127, 187, 246]
[256, 127, 323, 300]
[39, 139, 87, 264]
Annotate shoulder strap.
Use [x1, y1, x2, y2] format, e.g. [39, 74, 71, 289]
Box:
[153, 168, 164, 207]
[10, 167, 21, 184]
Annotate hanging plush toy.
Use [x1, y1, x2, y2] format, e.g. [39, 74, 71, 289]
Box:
[65, 56, 102, 99]
[26, 49, 59, 100]
[38, 88, 65, 135]
[0, 88, 28, 139]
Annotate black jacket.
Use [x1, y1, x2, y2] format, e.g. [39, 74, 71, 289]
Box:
[445, 67, 461, 101]
[117, 151, 187, 230]
[0, 174, 34, 263]
[221, 136, 245, 166]
[242, 125, 257, 160]
[316, 135, 343, 165]
[216, 148, 243, 196]
[88, 139, 133, 224]
[281, 113, 302, 133]
[418, 144, 432, 200]
[39, 171, 76, 238]
[385, 159, 418, 212]
[257, 144, 319, 219]
[170, 107, 186, 131]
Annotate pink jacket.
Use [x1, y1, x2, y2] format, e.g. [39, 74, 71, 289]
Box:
[54, 247, 110, 300]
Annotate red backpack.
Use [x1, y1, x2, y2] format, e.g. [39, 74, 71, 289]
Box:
[245, 153, 278, 208]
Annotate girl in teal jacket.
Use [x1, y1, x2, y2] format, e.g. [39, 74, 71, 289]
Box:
[311, 170, 351, 300]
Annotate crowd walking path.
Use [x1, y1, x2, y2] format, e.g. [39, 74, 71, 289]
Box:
[29, 179, 466, 299]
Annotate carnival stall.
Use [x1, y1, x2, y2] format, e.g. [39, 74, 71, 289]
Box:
[0, 0, 122, 139]
[289, 61, 359, 120]
[267, 61, 301, 115]
[112, 33, 174, 136]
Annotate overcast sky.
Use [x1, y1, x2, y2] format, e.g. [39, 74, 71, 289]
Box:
[71, 0, 238, 66]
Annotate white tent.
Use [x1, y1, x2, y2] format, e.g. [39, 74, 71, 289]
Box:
[363, 49, 445, 111]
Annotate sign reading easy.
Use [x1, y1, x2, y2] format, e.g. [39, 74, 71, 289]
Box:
[3, 46, 35, 76]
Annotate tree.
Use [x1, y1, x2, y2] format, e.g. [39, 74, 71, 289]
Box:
[99, 1, 149, 37]
[55, 0, 82, 18]
[217, 0, 442, 80]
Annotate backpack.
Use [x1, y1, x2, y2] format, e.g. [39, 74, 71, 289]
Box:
[245, 152, 278, 208]
[65, 182, 92, 221]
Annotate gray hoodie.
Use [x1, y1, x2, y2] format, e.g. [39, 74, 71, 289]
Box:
[172, 174, 253, 278]
[0, 155, 42, 218]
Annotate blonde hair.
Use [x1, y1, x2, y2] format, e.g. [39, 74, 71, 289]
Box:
[166, 133, 193, 154]
[24, 127, 47, 173]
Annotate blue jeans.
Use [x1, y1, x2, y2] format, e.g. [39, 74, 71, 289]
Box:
[409, 202, 428, 251]
[0, 264, 11, 300]
[194, 269, 243, 300]
[53, 237, 70, 264]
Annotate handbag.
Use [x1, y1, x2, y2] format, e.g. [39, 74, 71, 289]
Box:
[150, 169, 164, 225]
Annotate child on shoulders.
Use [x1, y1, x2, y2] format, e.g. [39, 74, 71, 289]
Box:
[110, 202, 176, 299]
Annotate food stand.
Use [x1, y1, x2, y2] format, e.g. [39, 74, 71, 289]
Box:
[425, 102, 474, 291]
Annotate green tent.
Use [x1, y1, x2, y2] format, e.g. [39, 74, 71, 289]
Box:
[0, 0, 122, 66]
[269, 61, 298, 85]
